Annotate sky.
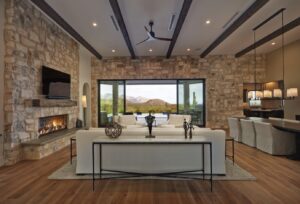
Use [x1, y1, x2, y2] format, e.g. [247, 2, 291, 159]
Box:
[126, 85, 177, 104]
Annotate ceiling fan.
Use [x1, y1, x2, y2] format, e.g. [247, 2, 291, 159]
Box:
[136, 21, 172, 45]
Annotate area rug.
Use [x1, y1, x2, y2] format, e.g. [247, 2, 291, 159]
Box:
[48, 159, 256, 181]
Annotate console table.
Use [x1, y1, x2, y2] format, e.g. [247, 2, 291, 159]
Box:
[92, 138, 213, 192]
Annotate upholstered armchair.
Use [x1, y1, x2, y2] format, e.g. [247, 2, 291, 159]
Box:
[254, 121, 296, 155]
[228, 117, 242, 142]
[240, 119, 256, 147]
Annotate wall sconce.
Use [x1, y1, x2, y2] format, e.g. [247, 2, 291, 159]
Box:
[82, 95, 87, 108]
[82, 95, 87, 128]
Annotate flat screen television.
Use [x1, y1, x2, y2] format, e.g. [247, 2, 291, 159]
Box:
[42, 66, 71, 99]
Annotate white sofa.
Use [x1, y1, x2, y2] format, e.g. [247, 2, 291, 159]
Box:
[113, 114, 193, 128]
[76, 127, 225, 175]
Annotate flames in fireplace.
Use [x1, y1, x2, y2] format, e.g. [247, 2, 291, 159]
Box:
[39, 115, 68, 136]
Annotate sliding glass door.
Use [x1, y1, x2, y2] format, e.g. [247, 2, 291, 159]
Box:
[178, 80, 205, 126]
[99, 80, 124, 126]
[98, 79, 205, 127]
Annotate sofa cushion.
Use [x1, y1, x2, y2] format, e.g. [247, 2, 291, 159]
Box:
[119, 115, 137, 126]
[125, 124, 144, 129]
[160, 124, 176, 128]
[113, 115, 120, 123]
[168, 114, 183, 126]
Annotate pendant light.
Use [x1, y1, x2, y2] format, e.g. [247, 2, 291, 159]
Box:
[251, 28, 263, 101]
[251, 8, 297, 102]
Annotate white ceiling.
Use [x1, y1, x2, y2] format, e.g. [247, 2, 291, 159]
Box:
[45, 0, 300, 57]
[214, 0, 300, 55]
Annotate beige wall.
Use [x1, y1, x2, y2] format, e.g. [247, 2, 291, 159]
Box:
[266, 40, 300, 119]
[0, 0, 5, 166]
[79, 45, 92, 127]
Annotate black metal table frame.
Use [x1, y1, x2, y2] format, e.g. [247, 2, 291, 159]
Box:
[225, 137, 235, 165]
[70, 137, 76, 164]
[92, 141, 213, 192]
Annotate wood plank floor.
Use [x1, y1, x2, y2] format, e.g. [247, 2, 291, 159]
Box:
[0, 142, 300, 204]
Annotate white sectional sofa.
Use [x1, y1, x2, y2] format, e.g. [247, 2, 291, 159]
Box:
[113, 114, 192, 128]
[76, 127, 226, 175]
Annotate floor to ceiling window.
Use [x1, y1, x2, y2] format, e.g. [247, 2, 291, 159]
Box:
[99, 80, 124, 126]
[98, 79, 205, 127]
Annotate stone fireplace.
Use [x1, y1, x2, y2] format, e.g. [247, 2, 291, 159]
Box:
[38, 114, 68, 136]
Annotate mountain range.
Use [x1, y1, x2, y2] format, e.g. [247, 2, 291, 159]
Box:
[102, 94, 175, 105]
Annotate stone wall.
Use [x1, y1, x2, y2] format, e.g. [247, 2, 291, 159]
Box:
[3, 0, 79, 165]
[91, 55, 266, 128]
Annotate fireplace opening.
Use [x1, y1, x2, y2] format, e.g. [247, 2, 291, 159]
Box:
[39, 114, 68, 136]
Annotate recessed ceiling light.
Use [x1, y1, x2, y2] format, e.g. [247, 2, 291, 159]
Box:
[187, 48, 191, 52]
[271, 42, 276, 45]
[112, 49, 116, 53]
[205, 19, 211, 24]
[149, 48, 153, 52]
[92, 22, 98, 27]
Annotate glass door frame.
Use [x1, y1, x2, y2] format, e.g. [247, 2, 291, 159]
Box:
[98, 78, 206, 127]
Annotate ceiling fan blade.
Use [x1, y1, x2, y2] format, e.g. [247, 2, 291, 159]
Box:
[154, 37, 172, 41]
[144, 26, 149, 32]
[136, 37, 150, 45]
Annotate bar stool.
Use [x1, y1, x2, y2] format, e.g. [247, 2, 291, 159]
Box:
[70, 136, 76, 164]
[225, 136, 235, 165]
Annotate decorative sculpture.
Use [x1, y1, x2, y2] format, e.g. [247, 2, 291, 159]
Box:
[183, 119, 188, 139]
[183, 119, 194, 139]
[105, 122, 122, 139]
[145, 112, 155, 138]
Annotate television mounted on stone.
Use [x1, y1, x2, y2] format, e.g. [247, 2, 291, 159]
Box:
[42, 66, 71, 99]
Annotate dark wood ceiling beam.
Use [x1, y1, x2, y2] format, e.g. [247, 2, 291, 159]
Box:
[200, 0, 269, 58]
[31, 0, 102, 59]
[166, 0, 192, 58]
[109, 0, 136, 59]
[235, 17, 300, 57]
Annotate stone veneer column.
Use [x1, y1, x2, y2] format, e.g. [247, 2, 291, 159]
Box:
[3, 0, 80, 165]
[90, 55, 266, 128]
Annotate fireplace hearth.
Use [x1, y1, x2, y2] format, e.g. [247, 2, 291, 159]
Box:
[38, 114, 68, 136]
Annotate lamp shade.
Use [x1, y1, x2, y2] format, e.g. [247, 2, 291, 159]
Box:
[247, 91, 254, 99]
[255, 91, 263, 99]
[287, 88, 298, 98]
[273, 89, 282, 98]
[248, 91, 263, 99]
[82, 95, 87, 108]
[263, 90, 272, 98]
